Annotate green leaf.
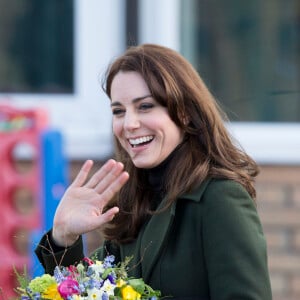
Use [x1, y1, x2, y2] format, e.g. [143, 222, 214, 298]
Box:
[13, 265, 30, 290]
[102, 267, 114, 279]
[128, 278, 146, 294]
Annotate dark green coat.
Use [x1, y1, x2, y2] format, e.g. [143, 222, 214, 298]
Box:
[36, 179, 272, 299]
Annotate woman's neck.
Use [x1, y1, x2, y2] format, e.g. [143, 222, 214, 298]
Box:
[144, 144, 181, 192]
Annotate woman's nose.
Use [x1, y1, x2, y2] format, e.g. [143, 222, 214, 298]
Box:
[124, 112, 140, 130]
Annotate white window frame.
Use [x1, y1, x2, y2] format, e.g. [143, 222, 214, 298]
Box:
[2, 0, 299, 164]
[139, 0, 300, 165]
[0, 0, 125, 160]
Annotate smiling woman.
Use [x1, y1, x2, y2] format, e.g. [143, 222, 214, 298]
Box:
[110, 71, 184, 169]
[35, 44, 272, 300]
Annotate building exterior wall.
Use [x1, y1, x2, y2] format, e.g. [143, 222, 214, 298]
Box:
[256, 165, 300, 300]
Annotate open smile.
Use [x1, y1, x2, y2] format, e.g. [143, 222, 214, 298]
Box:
[128, 135, 154, 148]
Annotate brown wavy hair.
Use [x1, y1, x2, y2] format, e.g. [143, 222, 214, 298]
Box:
[102, 44, 259, 243]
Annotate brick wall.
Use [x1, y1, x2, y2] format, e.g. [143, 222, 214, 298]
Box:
[69, 162, 300, 299]
[256, 165, 300, 300]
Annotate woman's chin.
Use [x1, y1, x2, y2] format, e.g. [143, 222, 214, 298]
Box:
[132, 158, 157, 169]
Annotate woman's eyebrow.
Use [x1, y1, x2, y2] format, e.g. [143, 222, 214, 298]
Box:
[111, 94, 152, 107]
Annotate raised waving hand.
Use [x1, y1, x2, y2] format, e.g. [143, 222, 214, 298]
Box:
[52, 159, 129, 247]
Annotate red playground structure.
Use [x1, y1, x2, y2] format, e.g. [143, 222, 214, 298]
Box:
[0, 104, 68, 299]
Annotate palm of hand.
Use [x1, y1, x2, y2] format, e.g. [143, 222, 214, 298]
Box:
[52, 159, 129, 247]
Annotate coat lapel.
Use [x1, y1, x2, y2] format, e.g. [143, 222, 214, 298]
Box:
[120, 178, 211, 282]
[141, 199, 177, 282]
[140, 179, 211, 281]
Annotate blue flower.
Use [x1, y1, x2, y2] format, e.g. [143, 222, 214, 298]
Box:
[103, 255, 115, 268]
[86, 278, 102, 289]
[54, 266, 65, 283]
[86, 266, 95, 277]
[32, 293, 41, 300]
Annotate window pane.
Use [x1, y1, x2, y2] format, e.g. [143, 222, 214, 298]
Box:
[0, 0, 74, 94]
[180, 0, 300, 122]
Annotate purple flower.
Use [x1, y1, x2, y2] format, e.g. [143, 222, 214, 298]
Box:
[107, 274, 116, 284]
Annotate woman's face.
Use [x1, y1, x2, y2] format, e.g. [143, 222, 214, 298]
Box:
[110, 71, 184, 169]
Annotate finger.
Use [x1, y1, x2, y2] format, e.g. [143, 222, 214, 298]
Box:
[94, 207, 120, 228]
[85, 159, 117, 189]
[94, 162, 125, 194]
[97, 171, 129, 208]
[71, 160, 94, 187]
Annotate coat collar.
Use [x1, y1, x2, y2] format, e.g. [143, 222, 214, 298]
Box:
[179, 178, 211, 203]
[138, 178, 212, 281]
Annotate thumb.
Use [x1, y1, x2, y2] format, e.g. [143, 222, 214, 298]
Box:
[96, 207, 119, 227]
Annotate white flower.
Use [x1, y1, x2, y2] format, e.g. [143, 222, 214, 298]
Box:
[89, 261, 105, 278]
[102, 279, 116, 296]
[72, 295, 87, 300]
[87, 287, 103, 300]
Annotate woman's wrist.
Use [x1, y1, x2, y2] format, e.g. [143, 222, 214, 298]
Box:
[52, 227, 79, 248]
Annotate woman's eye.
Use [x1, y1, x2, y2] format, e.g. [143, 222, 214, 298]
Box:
[112, 108, 125, 116]
[139, 103, 154, 111]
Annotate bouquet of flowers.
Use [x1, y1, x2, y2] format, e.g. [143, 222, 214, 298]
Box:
[15, 255, 161, 300]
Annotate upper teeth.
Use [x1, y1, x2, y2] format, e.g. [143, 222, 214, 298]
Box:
[129, 135, 153, 145]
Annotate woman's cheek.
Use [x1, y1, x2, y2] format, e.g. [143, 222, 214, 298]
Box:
[112, 119, 121, 136]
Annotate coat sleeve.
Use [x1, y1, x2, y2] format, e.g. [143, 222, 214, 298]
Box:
[202, 180, 272, 300]
[34, 229, 84, 275]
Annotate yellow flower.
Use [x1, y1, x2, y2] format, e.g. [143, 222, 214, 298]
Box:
[116, 279, 126, 288]
[121, 285, 141, 300]
[42, 283, 63, 300]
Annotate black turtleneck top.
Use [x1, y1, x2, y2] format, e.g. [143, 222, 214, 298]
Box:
[143, 143, 181, 209]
